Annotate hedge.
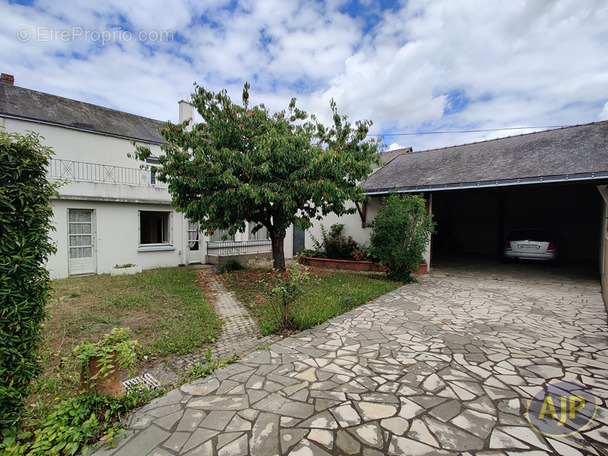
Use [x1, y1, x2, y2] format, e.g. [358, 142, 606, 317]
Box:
[0, 130, 57, 427]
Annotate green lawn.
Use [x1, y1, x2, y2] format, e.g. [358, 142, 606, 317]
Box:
[28, 267, 221, 418]
[221, 267, 402, 335]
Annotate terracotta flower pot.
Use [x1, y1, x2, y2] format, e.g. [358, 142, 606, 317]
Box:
[79, 351, 125, 397]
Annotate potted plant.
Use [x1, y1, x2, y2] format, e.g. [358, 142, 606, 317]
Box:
[110, 263, 142, 276]
[74, 327, 142, 396]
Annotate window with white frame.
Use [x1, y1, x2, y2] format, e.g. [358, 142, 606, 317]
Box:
[249, 223, 269, 241]
[146, 157, 160, 185]
[139, 211, 172, 245]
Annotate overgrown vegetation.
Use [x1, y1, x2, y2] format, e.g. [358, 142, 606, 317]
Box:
[177, 354, 240, 388]
[25, 268, 221, 421]
[266, 264, 310, 330]
[368, 192, 435, 282]
[1, 266, 228, 455]
[1, 333, 235, 456]
[74, 328, 142, 394]
[1, 387, 162, 456]
[216, 257, 245, 274]
[222, 266, 401, 335]
[307, 223, 367, 260]
[0, 130, 58, 427]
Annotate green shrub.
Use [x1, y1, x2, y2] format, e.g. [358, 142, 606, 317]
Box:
[0, 388, 161, 456]
[266, 264, 310, 330]
[368, 192, 435, 282]
[216, 257, 245, 273]
[310, 223, 365, 260]
[0, 130, 58, 427]
[73, 328, 142, 393]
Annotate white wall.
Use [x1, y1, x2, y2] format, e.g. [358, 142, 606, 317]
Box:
[3, 118, 160, 169]
[305, 196, 432, 269]
[4, 115, 295, 276]
[305, 199, 381, 249]
[48, 199, 186, 278]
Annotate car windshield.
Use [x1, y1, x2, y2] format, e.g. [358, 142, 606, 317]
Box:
[508, 229, 551, 241]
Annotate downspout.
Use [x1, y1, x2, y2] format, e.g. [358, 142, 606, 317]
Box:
[423, 193, 433, 272]
[178, 100, 194, 265]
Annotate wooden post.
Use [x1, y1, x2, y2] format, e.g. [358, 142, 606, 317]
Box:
[355, 201, 367, 228]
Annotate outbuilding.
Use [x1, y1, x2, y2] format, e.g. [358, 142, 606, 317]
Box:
[311, 121, 608, 298]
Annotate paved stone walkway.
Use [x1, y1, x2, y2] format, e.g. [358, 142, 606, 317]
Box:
[143, 270, 280, 385]
[95, 267, 608, 455]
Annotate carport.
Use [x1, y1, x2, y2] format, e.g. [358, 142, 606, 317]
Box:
[362, 121, 608, 299]
[431, 183, 603, 263]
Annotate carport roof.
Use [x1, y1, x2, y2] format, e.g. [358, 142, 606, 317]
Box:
[0, 82, 167, 144]
[363, 121, 608, 195]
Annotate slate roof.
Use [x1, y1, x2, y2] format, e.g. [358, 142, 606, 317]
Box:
[0, 83, 166, 144]
[363, 121, 608, 194]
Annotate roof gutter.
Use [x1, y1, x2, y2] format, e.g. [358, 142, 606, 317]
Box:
[363, 172, 608, 196]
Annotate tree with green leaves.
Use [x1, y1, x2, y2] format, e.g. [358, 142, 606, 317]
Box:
[134, 83, 381, 270]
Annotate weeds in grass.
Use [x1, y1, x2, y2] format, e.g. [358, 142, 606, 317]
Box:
[0, 387, 164, 456]
[216, 257, 245, 273]
[223, 268, 401, 335]
[177, 355, 240, 387]
[266, 265, 310, 331]
[27, 268, 221, 423]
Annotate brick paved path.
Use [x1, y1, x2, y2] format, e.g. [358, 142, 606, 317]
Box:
[145, 270, 279, 383]
[95, 267, 608, 456]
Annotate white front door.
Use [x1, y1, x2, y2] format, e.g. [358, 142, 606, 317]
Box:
[68, 209, 96, 275]
[186, 220, 201, 264]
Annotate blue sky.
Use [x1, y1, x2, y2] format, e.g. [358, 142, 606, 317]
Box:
[1, 0, 608, 151]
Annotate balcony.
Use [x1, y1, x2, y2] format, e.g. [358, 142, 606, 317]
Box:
[48, 159, 171, 204]
[48, 158, 167, 188]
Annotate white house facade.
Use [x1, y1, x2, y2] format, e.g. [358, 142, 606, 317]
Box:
[0, 75, 291, 278]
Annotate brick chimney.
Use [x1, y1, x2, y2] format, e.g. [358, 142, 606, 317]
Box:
[1, 73, 14, 85]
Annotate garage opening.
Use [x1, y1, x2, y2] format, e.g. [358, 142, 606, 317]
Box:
[431, 183, 603, 271]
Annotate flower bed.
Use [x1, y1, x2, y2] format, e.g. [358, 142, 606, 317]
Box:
[302, 256, 385, 271]
[300, 256, 427, 274]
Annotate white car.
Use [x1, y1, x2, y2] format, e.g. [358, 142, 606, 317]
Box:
[504, 228, 557, 262]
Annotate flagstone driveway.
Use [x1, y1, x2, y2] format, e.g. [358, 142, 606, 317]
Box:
[95, 264, 608, 455]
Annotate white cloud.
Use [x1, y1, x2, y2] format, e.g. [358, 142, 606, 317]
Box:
[387, 142, 407, 151]
[599, 102, 608, 121]
[308, 0, 608, 149]
[1, 0, 607, 151]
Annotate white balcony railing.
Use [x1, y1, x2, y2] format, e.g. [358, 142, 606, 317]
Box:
[206, 240, 272, 256]
[47, 159, 168, 188]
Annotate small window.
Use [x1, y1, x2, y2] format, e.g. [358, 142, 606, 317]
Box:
[249, 223, 269, 241]
[146, 157, 160, 185]
[140, 211, 172, 245]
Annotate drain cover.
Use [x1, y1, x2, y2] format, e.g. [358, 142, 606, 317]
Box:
[123, 373, 162, 392]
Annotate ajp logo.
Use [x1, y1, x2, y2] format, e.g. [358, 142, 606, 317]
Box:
[526, 381, 597, 437]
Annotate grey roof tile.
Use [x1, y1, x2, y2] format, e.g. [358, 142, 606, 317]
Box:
[0, 83, 166, 144]
[363, 121, 608, 193]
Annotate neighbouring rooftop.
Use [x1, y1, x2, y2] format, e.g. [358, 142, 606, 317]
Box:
[363, 121, 608, 194]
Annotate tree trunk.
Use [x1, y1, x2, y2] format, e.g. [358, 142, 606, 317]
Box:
[271, 232, 286, 271]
